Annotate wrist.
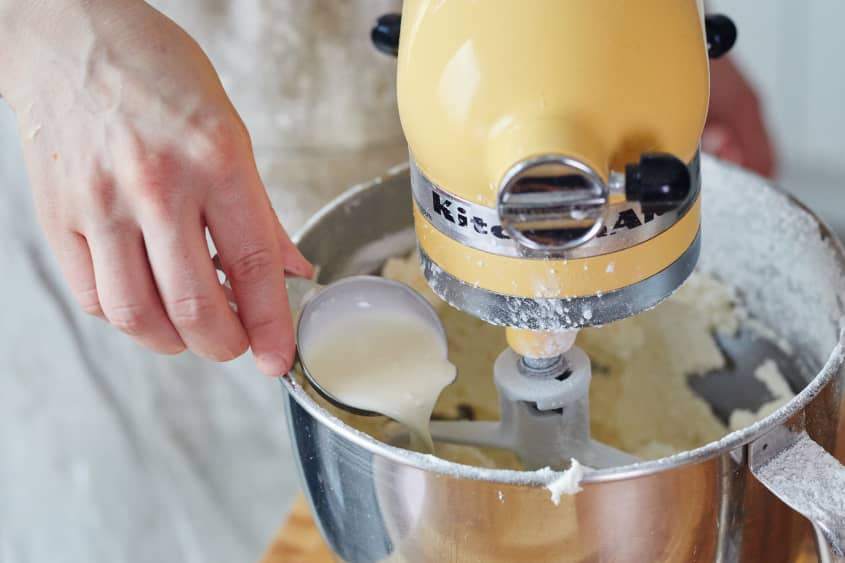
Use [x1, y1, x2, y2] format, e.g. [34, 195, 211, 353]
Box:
[0, 0, 145, 107]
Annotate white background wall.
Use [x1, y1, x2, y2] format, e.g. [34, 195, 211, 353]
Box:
[710, 1, 845, 236]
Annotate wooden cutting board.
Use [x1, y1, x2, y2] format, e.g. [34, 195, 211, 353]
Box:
[261, 494, 819, 563]
[261, 495, 334, 563]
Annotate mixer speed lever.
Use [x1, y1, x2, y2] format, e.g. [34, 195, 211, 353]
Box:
[625, 154, 692, 214]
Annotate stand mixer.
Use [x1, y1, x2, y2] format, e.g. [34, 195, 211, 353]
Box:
[280, 7, 845, 556]
[365, 1, 737, 470]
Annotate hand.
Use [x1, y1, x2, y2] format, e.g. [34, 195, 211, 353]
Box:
[705, 57, 777, 178]
[1, 1, 312, 375]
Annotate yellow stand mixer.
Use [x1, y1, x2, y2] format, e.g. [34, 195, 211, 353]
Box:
[279, 7, 845, 559]
[366, 1, 737, 469]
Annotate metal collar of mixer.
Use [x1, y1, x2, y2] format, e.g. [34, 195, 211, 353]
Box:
[409, 153, 701, 261]
[418, 235, 700, 330]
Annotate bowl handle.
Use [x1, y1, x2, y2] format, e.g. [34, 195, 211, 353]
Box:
[750, 425, 845, 562]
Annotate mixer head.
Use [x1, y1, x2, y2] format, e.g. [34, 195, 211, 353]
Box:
[368, 6, 738, 469]
[375, 2, 737, 344]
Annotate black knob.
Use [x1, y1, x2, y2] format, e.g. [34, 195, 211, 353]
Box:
[371, 13, 401, 57]
[625, 154, 691, 213]
[705, 14, 737, 59]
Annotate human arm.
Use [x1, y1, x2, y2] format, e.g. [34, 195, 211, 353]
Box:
[701, 2, 777, 177]
[705, 55, 777, 178]
[0, 0, 311, 375]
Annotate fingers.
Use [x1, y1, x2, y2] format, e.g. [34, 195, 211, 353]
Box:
[31, 177, 105, 320]
[703, 118, 775, 179]
[52, 197, 252, 363]
[708, 57, 777, 178]
[53, 231, 106, 319]
[702, 123, 744, 165]
[86, 224, 186, 354]
[734, 100, 777, 178]
[273, 215, 313, 279]
[29, 116, 306, 370]
[206, 174, 295, 376]
[142, 212, 249, 362]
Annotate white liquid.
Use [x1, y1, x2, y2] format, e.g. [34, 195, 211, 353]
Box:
[302, 310, 456, 452]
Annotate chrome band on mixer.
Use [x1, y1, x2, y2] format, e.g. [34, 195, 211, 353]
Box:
[410, 153, 701, 259]
[418, 230, 701, 330]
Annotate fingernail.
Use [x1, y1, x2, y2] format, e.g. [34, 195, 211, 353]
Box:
[256, 352, 292, 376]
[701, 132, 718, 153]
[286, 256, 314, 280]
[164, 342, 187, 355]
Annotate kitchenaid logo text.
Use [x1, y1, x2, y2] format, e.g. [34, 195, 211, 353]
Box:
[430, 191, 667, 239]
[432, 192, 511, 239]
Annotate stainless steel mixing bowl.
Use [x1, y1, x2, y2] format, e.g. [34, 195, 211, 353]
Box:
[281, 157, 845, 563]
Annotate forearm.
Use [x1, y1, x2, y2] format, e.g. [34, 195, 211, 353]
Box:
[0, 1, 38, 97]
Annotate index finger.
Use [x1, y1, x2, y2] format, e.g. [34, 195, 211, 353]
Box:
[205, 178, 294, 376]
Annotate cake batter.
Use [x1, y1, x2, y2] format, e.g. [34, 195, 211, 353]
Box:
[303, 251, 796, 470]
